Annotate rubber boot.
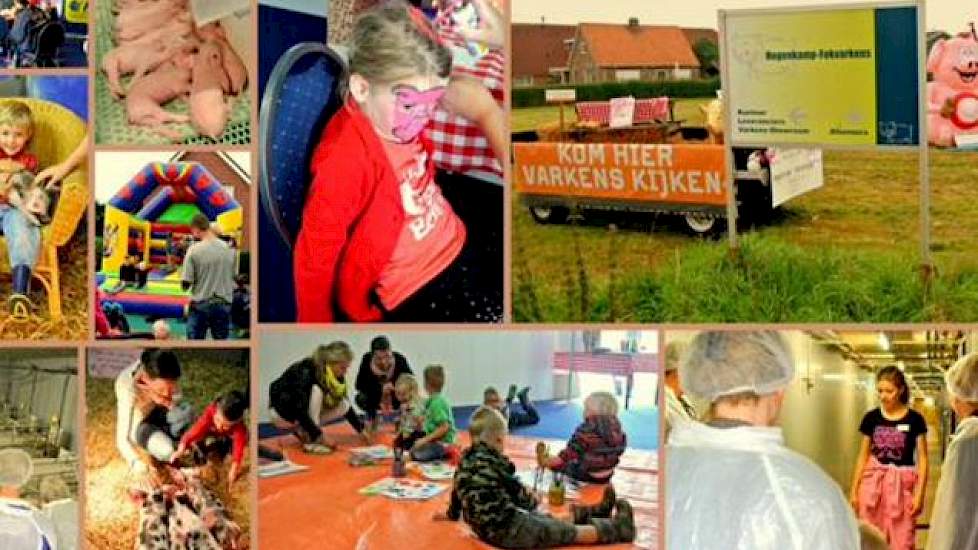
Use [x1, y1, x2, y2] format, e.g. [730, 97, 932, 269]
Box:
[591, 499, 635, 543]
[8, 264, 33, 316]
[572, 485, 616, 524]
[517, 386, 532, 407]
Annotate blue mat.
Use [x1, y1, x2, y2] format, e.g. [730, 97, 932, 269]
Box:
[259, 399, 658, 451]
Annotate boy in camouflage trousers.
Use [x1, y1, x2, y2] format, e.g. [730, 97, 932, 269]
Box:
[435, 406, 634, 548]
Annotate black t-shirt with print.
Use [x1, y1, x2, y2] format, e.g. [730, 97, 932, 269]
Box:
[859, 407, 928, 466]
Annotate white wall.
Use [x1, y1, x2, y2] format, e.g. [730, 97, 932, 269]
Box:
[258, 331, 562, 423]
[779, 332, 876, 488]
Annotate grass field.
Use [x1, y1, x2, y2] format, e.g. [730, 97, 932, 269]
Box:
[85, 350, 251, 550]
[512, 99, 978, 322]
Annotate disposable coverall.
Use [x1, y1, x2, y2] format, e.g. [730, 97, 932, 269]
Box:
[667, 420, 859, 550]
[926, 416, 978, 550]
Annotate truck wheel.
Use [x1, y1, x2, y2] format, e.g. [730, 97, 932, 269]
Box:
[529, 206, 569, 224]
[682, 213, 722, 236]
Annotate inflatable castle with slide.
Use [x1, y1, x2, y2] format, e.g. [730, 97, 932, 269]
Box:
[97, 162, 243, 319]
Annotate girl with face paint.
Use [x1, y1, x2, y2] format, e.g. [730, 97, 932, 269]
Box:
[294, 1, 501, 323]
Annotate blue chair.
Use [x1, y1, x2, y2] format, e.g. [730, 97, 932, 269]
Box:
[258, 42, 346, 321]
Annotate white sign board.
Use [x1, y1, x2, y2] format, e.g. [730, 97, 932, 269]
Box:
[609, 96, 636, 128]
[770, 148, 824, 207]
[545, 89, 577, 103]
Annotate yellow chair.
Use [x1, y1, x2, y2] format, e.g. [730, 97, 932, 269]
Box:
[0, 98, 87, 321]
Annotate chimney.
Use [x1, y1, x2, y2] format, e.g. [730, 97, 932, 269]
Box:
[628, 17, 639, 28]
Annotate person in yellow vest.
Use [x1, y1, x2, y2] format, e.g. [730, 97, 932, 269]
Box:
[268, 341, 371, 454]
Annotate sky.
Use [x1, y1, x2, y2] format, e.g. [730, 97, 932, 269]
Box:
[512, 0, 974, 33]
[94, 151, 252, 204]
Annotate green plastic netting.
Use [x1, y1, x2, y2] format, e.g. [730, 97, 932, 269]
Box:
[94, 1, 251, 145]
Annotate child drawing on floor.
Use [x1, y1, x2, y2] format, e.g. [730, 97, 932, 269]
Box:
[294, 0, 501, 323]
[392, 373, 426, 451]
[434, 406, 635, 547]
[408, 365, 456, 462]
[170, 390, 248, 492]
[539, 392, 627, 484]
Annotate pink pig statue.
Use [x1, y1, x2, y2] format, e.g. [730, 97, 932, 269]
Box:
[927, 26, 978, 146]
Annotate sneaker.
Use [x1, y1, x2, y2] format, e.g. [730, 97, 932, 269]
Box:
[506, 384, 517, 403]
[302, 443, 334, 455]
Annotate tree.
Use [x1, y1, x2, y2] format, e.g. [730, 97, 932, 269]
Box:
[693, 39, 719, 76]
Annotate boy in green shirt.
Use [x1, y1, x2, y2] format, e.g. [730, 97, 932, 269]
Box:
[410, 365, 457, 462]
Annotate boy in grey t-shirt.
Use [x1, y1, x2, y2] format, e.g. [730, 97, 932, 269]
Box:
[182, 214, 236, 339]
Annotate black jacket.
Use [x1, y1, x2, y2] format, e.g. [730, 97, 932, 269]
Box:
[355, 351, 412, 415]
[269, 357, 362, 440]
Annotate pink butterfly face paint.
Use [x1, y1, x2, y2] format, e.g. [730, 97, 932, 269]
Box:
[391, 84, 446, 142]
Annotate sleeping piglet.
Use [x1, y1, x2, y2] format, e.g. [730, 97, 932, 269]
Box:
[190, 41, 231, 140]
[126, 63, 193, 140]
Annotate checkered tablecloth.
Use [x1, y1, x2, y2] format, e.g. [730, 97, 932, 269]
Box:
[576, 97, 671, 126]
[552, 352, 659, 374]
[426, 24, 505, 180]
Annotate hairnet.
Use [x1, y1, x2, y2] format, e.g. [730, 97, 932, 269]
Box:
[946, 352, 978, 402]
[0, 449, 32, 488]
[681, 331, 794, 401]
[665, 341, 684, 373]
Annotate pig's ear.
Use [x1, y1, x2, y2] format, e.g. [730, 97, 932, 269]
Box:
[927, 39, 948, 74]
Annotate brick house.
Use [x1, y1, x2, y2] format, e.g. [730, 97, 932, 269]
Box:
[568, 19, 703, 84]
[172, 151, 251, 248]
[512, 23, 577, 87]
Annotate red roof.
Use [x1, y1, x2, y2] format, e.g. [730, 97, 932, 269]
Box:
[577, 23, 701, 68]
[512, 23, 577, 79]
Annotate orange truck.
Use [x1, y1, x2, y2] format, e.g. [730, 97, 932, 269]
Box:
[513, 141, 772, 235]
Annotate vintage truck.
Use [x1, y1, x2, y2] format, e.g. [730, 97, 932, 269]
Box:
[512, 101, 776, 236]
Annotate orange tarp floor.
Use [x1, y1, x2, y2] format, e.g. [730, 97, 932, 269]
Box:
[259, 423, 658, 549]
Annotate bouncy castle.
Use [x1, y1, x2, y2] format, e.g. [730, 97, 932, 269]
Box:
[98, 162, 243, 318]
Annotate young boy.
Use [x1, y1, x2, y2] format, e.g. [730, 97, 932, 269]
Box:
[410, 365, 456, 462]
[436, 406, 634, 547]
[170, 390, 248, 491]
[540, 391, 626, 483]
[484, 384, 539, 429]
[0, 100, 42, 315]
[392, 373, 425, 451]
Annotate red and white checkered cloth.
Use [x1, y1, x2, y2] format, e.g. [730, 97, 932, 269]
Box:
[576, 97, 671, 126]
[425, 21, 505, 180]
[552, 352, 659, 375]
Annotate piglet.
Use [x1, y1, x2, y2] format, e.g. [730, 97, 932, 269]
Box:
[169, 495, 222, 550]
[7, 170, 56, 226]
[190, 41, 231, 140]
[119, 17, 195, 47]
[116, 10, 191, 42]
[114, 1, 183, 32]
[129, 488, 170, 550]
[103, 39, 194, 98]
[126, 63, 193, 140]
[216, 39, 248, 95]
[184, 474, 242, 550]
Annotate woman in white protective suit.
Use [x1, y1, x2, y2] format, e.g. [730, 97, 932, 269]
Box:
[666, 331, 860, 550]
[926, 352, 978, 550]
[0, 448, 59, 549]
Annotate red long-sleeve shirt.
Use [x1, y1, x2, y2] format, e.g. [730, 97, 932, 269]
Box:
[179, 402, 248, 469]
